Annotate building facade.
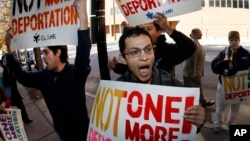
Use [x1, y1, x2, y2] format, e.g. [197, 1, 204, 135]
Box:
[103, 0, 250, 40]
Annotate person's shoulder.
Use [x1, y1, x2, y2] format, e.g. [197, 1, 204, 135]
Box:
[239, 46, 250, 53]
[159, 69, 183, 87]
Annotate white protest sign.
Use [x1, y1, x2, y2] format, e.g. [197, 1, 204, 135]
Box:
[87, 80, 199, 141]
[0, 108, 28, 141]
[115, 0, 202, 26]
[222, 70, 250, 104]
[10, 0, 78, 50]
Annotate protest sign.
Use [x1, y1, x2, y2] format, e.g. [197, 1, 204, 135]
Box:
[222, 70, 250, 104]
[0, 108, 28, 141]
[10, 0, 78, 50]
[87, 80, 199, 141]
[115, 0, 202, 26]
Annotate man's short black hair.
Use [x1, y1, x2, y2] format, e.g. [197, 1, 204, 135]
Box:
[48, 45, 68, 63]
[119, 27, 153, 57]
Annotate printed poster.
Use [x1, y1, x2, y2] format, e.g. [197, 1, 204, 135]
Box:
[115, 0, 202, 26]
[222, 70, 250, 104]
[0, 108, 28, 141]
[87, 80, 200, 141]
[10, 0, 78, 50]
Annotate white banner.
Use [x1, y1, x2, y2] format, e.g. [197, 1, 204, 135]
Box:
[0, 108, 28, 141]
[115, 0, 202, 26]
[10, 0, 78, 50]
[222, 70, 250, 104]
[87, 80, 199, 141]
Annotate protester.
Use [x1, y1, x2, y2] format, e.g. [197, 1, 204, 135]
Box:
[5, 0, 91, 140]
[1, 55, 33, 124]
[211, 31, 250, 133]
[0, 85, 11, 111]
[108, 12, 196, 77]
[183, 28, 215, 107]
[0, 84, 11, 140]
[116, 26, 205, 133]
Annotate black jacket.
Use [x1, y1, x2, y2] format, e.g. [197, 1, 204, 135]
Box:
[7, 30, 91, 141]
[113, 30, 196, 75]
[211, 46, 250, 83]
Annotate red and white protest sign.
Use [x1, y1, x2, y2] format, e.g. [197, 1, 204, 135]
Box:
[115, 0, 202, 26]
[222, 70, 250, 104]
[0, 108, 28, 141]
[10, 0, 78, 50]
[87, 80, 199, 141]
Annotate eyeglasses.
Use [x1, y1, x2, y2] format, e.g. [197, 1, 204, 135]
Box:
[123, 45, 155, 58]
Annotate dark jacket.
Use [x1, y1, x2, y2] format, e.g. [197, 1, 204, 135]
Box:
[7, 30, 91, 140]
[117, 66, 183, 86]
[211, 46, 250, 83]
[113, 30, 196, 75]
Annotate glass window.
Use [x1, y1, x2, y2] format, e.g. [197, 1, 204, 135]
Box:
[227, 0, 232, 7]
[233, 0, 238, 8]
[209, 0, 215, 7]
[202, 0, 205, 7]
[216, 0, 220, 7]
[222, 0, 226, 7]
[244, 0, 249, 8]
[239, 0, 243, 8]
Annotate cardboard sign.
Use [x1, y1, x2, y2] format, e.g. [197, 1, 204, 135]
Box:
[0, 108, 28, 141]
[222, 70, 250, 104]
[115, 0, 202, 26]
[10, 0, 78, 50]
[87, 80, 199, 141]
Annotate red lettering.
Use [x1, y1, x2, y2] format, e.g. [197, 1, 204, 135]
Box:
[141, 124, 154, 140]
[168, 128, 179, 141]
[144, 94, 163, 122]
[182, 96, 194, 134]
[127, 91, 143, 118]
[125, 120, 180, 141]
[120, 0, 160, 17]
[88, 127, 112, 141]
[165, 97, 181, 124]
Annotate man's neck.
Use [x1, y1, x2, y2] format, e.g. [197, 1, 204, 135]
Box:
[54, 62, 66, 72]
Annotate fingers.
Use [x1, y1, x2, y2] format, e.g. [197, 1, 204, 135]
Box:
[108, 56, 117, 69]
[153, 12, 166, 19]
[184, 105, 205, 127]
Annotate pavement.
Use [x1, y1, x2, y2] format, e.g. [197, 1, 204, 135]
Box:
[14, 39, 250, 141]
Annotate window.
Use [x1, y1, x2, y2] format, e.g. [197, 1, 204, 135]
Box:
[244, 0, 249, 8]
[216, 0, 220, 6]
[227, 0, 232, 7]
[202, 0, 205, 6]
[221, 0, 226, 7]
[239, 0, 243, 8]
[209, 0, 215, 7]
[233, 0, 238, 8]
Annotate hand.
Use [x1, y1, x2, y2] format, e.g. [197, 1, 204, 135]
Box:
[153, 12, 173, 35]
[108, 56, 118, 70]
[73, 0, 88, 30]
[184, 105, 205, 127]
[5, 27, 13, 54]
[0, 102, 6, 111]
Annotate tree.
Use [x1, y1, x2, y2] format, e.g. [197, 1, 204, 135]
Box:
[0, 0, 11, 52]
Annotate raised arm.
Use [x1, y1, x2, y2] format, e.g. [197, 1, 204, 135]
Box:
[73, 0, 91, 80]
[153, 12, 196, 67]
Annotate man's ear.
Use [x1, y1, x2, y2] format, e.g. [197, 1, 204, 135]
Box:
[56, 49, 61, 57]
[119, 54, 127, 65]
